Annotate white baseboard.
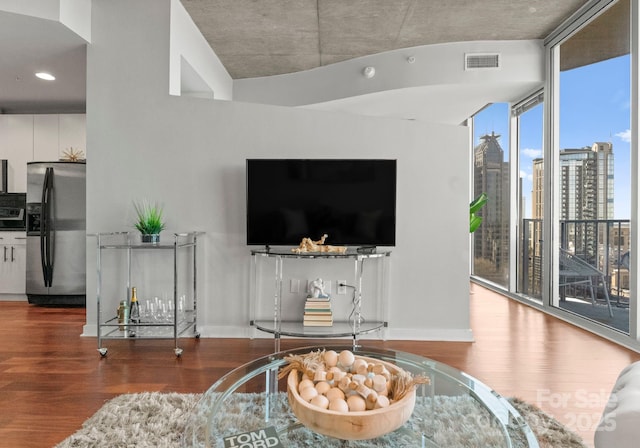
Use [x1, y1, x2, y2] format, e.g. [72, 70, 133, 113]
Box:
[197, 325, 251, 338]
[0, 294, 27, 301]
[82, 323, 97, 337]
[387, 327, 475, 342]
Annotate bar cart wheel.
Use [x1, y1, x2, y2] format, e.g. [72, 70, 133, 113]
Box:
[175, 348, 183, 357]
[98, 348, 108, 357]
[195, 333, 201, 339]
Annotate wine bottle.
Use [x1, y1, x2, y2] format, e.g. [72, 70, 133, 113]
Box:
[130, 287, 140, 324]
[117, 300, 129, 332]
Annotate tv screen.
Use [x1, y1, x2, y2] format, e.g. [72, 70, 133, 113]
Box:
[246, 159, 396, 247]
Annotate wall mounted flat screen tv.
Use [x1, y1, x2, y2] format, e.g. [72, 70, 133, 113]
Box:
[246, 159, 396, 247]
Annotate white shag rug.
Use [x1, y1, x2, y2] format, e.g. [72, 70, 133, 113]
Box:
[55, 392, 587, 448]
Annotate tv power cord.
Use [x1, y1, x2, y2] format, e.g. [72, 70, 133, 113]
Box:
[338, 282, 366, 326]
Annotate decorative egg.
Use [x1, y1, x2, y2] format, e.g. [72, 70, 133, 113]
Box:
[324, 350, 339, 367]
[299, 385, 319, 402]
[328, 398, 349, 413]
[315, 381, 331, 395]
[310, 394, 330, 409]
[325, 387, 345, 402]
[346, 394, 367, 412]
[298, 379, 315, 391]
[338, 350, 355, 368]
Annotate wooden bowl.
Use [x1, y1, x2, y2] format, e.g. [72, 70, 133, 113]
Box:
[286, 356, 416, 440]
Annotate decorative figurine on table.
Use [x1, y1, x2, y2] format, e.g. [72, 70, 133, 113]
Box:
[292, 234, 347, 254]
[308, 278, 331, 299]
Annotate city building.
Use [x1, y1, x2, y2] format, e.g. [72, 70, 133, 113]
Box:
[531, 142, 614, 221]
[560, 142, 614, 221]
[473, 132, 509, 284]
[532, 158, 544, 220]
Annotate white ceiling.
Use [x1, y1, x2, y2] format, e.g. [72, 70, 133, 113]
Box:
[0, 10, 87, 113]
[0, 0, 589, 114]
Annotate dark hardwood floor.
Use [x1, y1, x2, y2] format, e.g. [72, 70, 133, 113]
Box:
[1, 284, 638, 447]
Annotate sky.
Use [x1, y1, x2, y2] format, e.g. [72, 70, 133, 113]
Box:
[473, 54, 631, 220]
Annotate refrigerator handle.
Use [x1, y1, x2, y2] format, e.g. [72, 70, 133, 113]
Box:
[40, 168, 49, 287]
[44, 167, 54, 287]
[3, 246, 6, 262]
[11, 246, 14, 262]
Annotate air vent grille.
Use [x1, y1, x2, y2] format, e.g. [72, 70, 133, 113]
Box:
[465, 53, 500, 70]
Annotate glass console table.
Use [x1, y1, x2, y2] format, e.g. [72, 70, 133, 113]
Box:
[182, 345, 540, 447]
[250, 248, 391, 351]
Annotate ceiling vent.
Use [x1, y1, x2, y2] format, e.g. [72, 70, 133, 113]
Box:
[465, 53, 501, 70]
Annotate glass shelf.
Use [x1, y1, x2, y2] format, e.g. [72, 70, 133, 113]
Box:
[96, 231, 201, 250]
[98, 311, 197, 339]
[251, 246, 391, 259]
[253, 320, 386, 338]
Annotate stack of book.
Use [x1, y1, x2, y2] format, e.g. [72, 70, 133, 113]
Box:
[303, 297, 333, 326]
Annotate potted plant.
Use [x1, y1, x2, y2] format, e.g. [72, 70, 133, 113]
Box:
[133, 200, 165, 243]
[469, 193, 487, 233]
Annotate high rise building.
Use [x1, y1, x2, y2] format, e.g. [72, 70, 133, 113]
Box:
[560, 143, 614, 220]
[532, 158, 544, 219]
[531, 142, 614, 220]
[530, 142, 614, 264]
[473, 132, 509, 284]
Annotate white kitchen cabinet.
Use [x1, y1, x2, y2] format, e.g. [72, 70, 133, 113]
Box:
[33, 114, 87, 162]
[33, 114, 60, 162]
[0, 232, 27, 294]
[0, 115, 34, 193]
[59, 114, 87, 159]
[0, 114, 86, 193]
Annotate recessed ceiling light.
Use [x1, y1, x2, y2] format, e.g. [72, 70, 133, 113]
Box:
[35, 72, 55, 81]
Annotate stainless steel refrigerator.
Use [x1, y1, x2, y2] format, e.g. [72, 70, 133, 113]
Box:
[26, 161, 86, 306]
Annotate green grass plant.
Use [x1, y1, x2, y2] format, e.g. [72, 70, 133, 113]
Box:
[133, 200, 165, 235]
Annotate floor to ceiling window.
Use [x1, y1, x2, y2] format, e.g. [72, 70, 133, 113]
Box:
[514, 93, 544, 302]
[471, 103, 510, 288]
[470, 0, 638, 347]
[552, 0, 630, 333]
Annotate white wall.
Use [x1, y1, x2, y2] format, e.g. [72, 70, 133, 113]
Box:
[234, 40, 544, 109]
[84, 0, 472, 341]
[168, 0, 232, 100]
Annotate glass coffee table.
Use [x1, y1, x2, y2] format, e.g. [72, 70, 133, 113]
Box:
[183, 346, 539, 447]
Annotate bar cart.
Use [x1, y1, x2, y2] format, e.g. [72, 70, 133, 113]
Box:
[95, 231, 202, 357]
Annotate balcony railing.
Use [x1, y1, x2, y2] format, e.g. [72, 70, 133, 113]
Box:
[520, 219, 630, 306]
